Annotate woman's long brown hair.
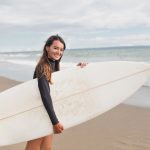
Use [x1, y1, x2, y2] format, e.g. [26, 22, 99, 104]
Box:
[35, 35, 66, 84]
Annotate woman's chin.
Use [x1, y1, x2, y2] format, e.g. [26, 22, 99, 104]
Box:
[54, 57, 61, 61]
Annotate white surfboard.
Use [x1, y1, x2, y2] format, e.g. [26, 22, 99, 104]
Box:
[0, 61, 150, 146]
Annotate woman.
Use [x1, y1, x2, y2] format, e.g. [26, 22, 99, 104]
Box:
[25, 35, 65, 150]
[25, 35, 86, 150]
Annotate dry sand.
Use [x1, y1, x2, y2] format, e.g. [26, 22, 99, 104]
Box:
[0, 76, 150, 150]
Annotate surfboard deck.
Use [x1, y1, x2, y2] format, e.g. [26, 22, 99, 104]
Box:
[0, 61, 150, 146]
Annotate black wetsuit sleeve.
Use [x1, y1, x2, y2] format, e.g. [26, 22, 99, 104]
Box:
[38, 75, 59, 125]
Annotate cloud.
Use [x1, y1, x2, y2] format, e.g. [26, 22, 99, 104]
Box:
[0, 0, 150, 51]
[1, 0, 150, 28]
[68, 33, 150, 48]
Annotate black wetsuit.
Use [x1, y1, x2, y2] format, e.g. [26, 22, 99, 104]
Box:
[33, 59, 59, 125]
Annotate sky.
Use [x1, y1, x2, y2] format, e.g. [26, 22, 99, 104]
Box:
[0, 0, 150, 52]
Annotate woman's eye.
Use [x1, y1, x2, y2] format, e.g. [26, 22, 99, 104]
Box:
[54, 47, 58, 50]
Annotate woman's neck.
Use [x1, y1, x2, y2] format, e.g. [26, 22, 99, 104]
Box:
[48, 57, 55, 62]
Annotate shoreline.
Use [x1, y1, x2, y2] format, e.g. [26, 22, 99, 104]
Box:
[0, 76, 150, 150]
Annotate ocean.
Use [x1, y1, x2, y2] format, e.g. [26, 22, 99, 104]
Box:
[0, 46, 150, 107]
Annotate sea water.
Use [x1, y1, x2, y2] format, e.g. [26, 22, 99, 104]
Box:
[0, 46, 150, 107]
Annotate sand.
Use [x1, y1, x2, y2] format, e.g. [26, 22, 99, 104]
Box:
[0, 76, 150, 150]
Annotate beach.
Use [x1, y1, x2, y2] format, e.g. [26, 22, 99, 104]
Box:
[1, 76, 150, 150]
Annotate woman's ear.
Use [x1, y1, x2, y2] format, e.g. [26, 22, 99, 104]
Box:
[45, 46, 49, 52]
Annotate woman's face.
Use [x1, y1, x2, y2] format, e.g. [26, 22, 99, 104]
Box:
[46, 40, 64, 60]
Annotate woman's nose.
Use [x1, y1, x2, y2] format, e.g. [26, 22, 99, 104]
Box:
[57, 49, 62, 55]
[57, 49, 61, 55]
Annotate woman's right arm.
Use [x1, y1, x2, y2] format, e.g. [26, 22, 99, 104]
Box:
[38, 75, 59, 125]
[38, 76, 64, 133]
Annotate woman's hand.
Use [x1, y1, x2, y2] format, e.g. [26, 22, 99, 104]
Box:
[53, 122, 64, 134]
[77, 62, 88, 68]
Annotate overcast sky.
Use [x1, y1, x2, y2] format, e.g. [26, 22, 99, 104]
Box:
[0, 0, 150, 52]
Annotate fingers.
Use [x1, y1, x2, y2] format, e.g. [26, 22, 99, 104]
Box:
[77, 62, 88, 68]
[53, 123, 64, 134]
[54, 126, 62, 134]
[59, 124, 64, 130]
[61, 125, 64, 130]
